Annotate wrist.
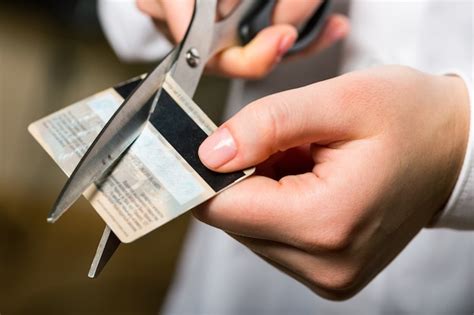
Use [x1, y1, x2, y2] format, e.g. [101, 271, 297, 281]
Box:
[429, 74, 470, 223]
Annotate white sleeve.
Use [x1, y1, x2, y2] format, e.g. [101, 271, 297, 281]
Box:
[97, 0, 172, 62]
[432, 73, 474, 230]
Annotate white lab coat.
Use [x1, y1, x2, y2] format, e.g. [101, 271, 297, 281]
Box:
[99, 1, 474, 313]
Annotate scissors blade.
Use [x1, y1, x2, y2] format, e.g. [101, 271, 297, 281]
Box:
[87, 0, 252, 277]
[48, 48, 179, 223]
[88, 226, 120, 278]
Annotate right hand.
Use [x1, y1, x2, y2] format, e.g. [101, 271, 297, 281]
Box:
[195, 65, 470, 299]
[136, 0, 349, 79]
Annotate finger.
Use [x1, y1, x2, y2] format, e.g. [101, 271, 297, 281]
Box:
[273, 0, 322, 28]
[196, 139, 382, 251]
[230, 234, 358, 299]
[161, 0, 194, 42]
[231, 234, 321, 289]
[136, 0, 166, 19]
[292, 14, 350, 58]
[198, 77, 356, 172]
[216, 0, 241, 20]
[194, 172, 325, 247]
[206, 24, 298, 79]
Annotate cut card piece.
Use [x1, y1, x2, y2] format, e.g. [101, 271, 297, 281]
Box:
[29, 75, 254, 243]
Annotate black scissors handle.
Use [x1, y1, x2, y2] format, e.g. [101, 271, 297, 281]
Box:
[239, 0, 331, 55]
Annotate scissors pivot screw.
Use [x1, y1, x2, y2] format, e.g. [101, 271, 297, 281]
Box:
[186, 48, 200, 68]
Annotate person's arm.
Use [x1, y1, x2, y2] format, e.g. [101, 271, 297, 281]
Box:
[194, 65, 471, 300]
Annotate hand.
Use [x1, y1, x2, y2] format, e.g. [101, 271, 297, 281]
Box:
[195, 65, 470, 299]
[136, 0, 349, 79]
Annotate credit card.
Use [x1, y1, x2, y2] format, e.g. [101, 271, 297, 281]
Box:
[28, 75, 254, 242]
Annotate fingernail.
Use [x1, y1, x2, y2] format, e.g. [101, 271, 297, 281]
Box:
[276, 34, 296, 62]
[199, 127, 237, 169]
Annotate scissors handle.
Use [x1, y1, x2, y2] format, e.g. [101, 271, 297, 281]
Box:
[239, 0, 331, 55]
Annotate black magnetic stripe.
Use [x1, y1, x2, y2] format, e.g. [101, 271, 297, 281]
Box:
[114, 78, 142, 99]
[149, 90, 245, 192]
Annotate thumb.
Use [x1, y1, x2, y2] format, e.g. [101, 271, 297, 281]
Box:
[207, 24, 298, 79]
[198, 81, 351, 172]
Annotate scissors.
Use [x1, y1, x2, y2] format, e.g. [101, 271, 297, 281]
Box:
[47, 0, 332, 277]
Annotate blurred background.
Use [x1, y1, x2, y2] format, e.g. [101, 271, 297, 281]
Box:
[0, 0, 229, 313]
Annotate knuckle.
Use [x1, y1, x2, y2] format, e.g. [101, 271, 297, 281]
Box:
[240, 63, 271, 80]
[260, 98, 291, 151]
[234, 53, 275, 80]
[312, 233, 350, 253]
[136, 0, 152, 14]
[325, 268, 358, 292]
[244, 95, 289, 154]
[301, 221, 354, 253]
[327, 268, 357, 294]
[308, 266, 361, 300]
[297, 196, 365, 253]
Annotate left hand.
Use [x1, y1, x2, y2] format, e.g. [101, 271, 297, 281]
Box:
[136, 0, 349, 79]
[195, 65, 470, 300]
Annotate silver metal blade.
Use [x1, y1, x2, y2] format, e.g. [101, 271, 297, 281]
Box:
[48, 48, 179, 223]
[88, 226, 120, 278]
[87, 0, 253, 277]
